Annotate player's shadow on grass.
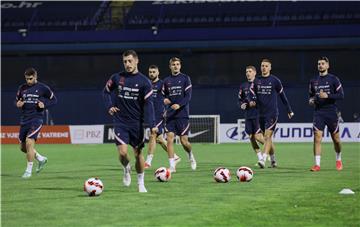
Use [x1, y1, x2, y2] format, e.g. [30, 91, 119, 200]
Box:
[37, 175, 81, 180]
[34, 187, 79, 192]
[0, 173, 15, 177]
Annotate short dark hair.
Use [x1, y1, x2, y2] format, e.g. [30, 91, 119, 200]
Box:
[24, 67, 37, 76]
[246, 65, 256, 72]
[318, 56, 329, 63]
[169, 57, 181, 64]
[149, 65, 158, 69]
[122, 50, 138, 58]
[261, 58, 272, 64]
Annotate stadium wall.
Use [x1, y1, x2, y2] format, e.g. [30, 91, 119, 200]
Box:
[1, 123, 359, 144]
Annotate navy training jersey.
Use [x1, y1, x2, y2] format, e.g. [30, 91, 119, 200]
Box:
[308, 73, 344, 112]
[254, 74, 292, 117]
[15, 82, 57, 125]
[238, 81, 258, 119]
[152, 79, 165, 122]
[162, 73, 192, 119]
[103, 71, 155, 128]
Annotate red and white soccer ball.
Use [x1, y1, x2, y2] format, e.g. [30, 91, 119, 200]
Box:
[236, 166, 254, 182]
[213, 167, 231, 183]
[154, 167, 171, 182]
[84, 177, 104, 196]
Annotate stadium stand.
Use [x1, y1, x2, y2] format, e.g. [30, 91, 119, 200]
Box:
[2, 1, 360, 32]
[1, 1, 110, 32]
[2, 1, 360, 125]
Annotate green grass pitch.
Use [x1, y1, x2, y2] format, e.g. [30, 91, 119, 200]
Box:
[1, 143, 359, 227]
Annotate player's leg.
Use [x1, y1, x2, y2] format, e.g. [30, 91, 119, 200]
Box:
[261, 129, 274, 168]
[254, 126, 274, 161]
[180, 135, 196, 170]
[166, 132, 176, 172]
[331, 132, 342, 170]
[266, 116, 277, 167]
[145, 131, 157, 168]
[311, 130, 323, 171]
[22, 138, 36, 178]
[165, 120, 178, 172]
[258, 116, 277, 168]
[117, 144, 131, 186]
[269, 143, 277, 167]
[327, 114, 342, 170]
[250, 134, 263, 162]
[311, 113, 325, 171]
[177, 118, 196, 170]
[133, 147, 147, 192]
[157, 134, 181, 165]
[19, 125, 30, 178]
[20, 142, 27, 153]
[21, 122, 42, 178]
[34, 147, 48, 173]
[247, 119, 263, 162]
[114, 126, 131, 186]
[155, 121, 170, 152]
[254, 132, 264, 145]
[129, 126, 148, 192]
[257, 118, 266, 168]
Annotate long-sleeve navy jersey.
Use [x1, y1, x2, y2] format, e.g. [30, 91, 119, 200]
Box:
[253, 74, 292, 117]
[152, 79, 165, 122]
[308, 73, 344, 112]
[238, 81, 258, 119]
[103, 71, 155, 128]
[15, 82, 57, 125]
[162, 73, 192, 119]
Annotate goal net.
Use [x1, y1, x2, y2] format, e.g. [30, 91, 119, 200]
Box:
[176, 115, 220, 144]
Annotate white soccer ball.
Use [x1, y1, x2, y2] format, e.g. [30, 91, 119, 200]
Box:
[154, 167, 171, 182]
[236, 166, 254, 182]
[213, 167, 231, 183]
[84, 177, 104, 196]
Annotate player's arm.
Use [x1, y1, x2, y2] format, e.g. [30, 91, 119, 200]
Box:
[238, 86, 248, 110]
[161, 81, 175, 119]
[276, 78, 294, 118]
[326, 77, 344, 100]
[102, 75, 119, 115]
[15, 86, 24, 108]
[308, 80, 317, 107]
[174, 76, 192, 109]
[248, 82, 257, 108]
[162, 80, 171, 105]
[38, 85, 57, 109]
[143, 80, 156, 132]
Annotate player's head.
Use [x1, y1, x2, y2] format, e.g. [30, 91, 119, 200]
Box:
[169, 57, 181, 75]
[261, 58, 272, 76]
[24, 67, 38, 86]
[245, 66, 257, 81]
[148, 65, 159, 81]
[317, 56, 329, 74]
[122, 50, 139, 74]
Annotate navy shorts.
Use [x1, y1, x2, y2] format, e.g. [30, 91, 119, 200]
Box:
[113, 124, 145, 149]
[313, 111, 339, 134]
[165, 118, 190, 136]
[19, 121, 43, 143]
[245, 118, 262, 135]
[154, 118, 164, 136]
[259, 115, 278, 132]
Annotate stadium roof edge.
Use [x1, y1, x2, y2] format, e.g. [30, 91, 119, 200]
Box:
[2, 37, 360, 54]
[2, 24, 360, 44]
